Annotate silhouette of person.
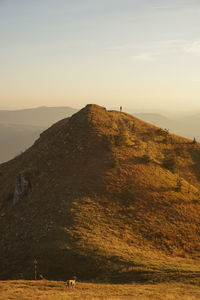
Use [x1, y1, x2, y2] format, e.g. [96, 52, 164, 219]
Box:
[120, 106, 122, 112]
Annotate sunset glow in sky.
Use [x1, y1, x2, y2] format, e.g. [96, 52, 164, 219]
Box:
[1, 0, 200, 110]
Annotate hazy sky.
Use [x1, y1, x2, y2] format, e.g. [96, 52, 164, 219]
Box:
[1, 0, 200, 111]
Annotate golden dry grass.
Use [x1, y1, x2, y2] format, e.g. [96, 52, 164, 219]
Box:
[1, 280, 200, 300]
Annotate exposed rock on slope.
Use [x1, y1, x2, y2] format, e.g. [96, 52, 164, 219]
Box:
[1, 104, 200, 282]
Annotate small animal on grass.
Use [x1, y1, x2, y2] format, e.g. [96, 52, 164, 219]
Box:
[66, 276, 77, 288]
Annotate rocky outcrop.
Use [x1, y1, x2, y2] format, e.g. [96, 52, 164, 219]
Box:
[13, 174, 29, 206]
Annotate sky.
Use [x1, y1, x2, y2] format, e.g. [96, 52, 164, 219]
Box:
[1, 0, 200, 111]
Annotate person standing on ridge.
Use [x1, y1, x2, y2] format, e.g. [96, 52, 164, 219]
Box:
[120, 106, 122, 112]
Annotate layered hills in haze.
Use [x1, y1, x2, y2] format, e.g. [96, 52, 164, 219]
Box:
[0, 106, 77, 163]
[1, 104, 200, 282]
[135, 112, 200, 142]
[0, 123, 45, 163]
[0, 106, 77, 127]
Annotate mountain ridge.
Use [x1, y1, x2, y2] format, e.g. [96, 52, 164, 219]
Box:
[1, 105, 200, 164]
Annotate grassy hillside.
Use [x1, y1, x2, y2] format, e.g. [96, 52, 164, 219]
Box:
[1, 280, 200, 300]
[1, 104, 200, 282]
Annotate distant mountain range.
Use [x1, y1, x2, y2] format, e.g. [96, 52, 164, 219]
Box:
[135, 113, 200, 141]
[0, 106, 77, 163]
[0, 123, 45, 163]
[0, 106, 77, 127]
[0, 105, 200, 163]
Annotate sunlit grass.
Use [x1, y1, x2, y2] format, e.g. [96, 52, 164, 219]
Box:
[1, 280, 200, 300]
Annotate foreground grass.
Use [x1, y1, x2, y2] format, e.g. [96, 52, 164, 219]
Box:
[1, 281, 200, 300]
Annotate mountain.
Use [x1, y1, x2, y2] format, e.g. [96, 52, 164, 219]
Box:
[0, 106, 77, 127]
[178, 113, 200, 140]
[1, 104, 200, 282]
[1, 106, 200, 164]
[134, 113, 176, 128]
[0, 123, 45, 163]
[0, 106, 77, 163]
[134, 112, 200, 141]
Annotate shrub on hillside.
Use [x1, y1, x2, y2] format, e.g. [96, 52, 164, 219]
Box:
[176, 177, 182, 192]
[142, 154, 151, 164]
[156, 128, 169, 137]
[162, 153, 178, 173]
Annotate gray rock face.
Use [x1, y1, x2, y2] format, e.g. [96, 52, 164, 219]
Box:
[13, 174, 29, 206]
